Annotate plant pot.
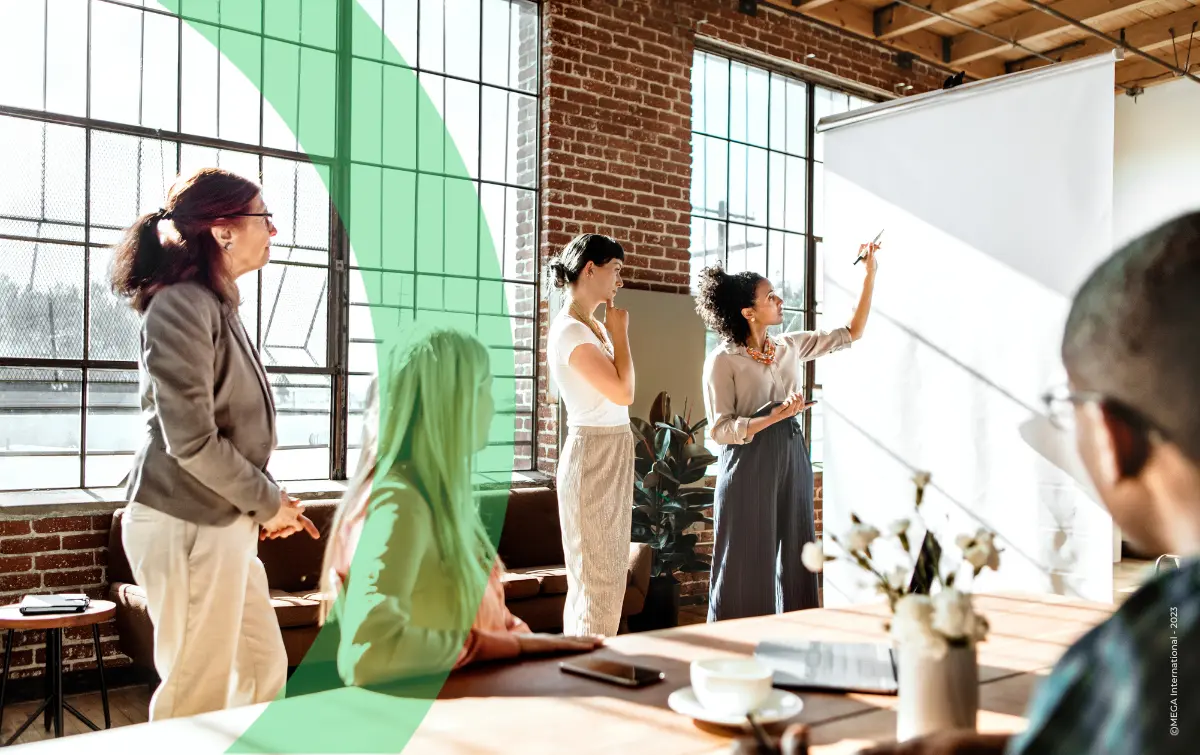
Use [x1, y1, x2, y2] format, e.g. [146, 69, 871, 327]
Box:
[628, 575, 680, 632]
[896, 641, 978, 742]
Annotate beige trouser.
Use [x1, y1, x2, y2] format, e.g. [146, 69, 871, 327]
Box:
[122, 502, 287, 721]
[556, 424, 636, 637]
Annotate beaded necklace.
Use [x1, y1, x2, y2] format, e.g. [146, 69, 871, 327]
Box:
[746, 337, 776, 366]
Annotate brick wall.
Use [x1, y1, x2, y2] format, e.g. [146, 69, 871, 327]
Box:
[0, 514, 125, 680]
[534, 0, 945, 473]
[532, 0, 937, 605]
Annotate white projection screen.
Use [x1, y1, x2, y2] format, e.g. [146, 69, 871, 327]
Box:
[817, 53, 1119, 606]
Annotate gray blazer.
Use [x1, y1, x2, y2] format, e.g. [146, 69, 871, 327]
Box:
[125, 281, 283, 526]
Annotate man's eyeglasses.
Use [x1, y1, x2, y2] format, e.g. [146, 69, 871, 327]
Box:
[1040, 385, 1167, 441]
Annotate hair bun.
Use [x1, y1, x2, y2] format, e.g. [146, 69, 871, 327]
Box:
[545, 256, 570, 288]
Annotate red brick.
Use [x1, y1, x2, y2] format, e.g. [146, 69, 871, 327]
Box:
[0, 574, 40, 592]
[0, 536, 61, 555]
[0, 521, 32, 537]
[0, 556, 32, 574]
[32, 516, 95, 534]
[35, 552, 95, 571]
[62, 533, 107, 550]
[43, 568, 103, 589]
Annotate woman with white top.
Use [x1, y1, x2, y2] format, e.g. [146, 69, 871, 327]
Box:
[545, 233, 635, 637]
[697, 242, 879, 622]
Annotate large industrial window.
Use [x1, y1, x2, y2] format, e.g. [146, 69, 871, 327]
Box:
[689, 49, 872, 465]
[0, 0, 540, 491]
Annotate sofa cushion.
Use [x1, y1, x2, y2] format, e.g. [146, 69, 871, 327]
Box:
[258, 501, 339, 593]
[500, 571, 541, 601]
[269, 589, 324, 629]
[491, 487, 566, 570]
[507, 566, 569, 596]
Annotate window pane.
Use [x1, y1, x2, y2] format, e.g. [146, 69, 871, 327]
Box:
[689, 216, 724, 290]
[90, 132, 177, 238]
[483, 0, 538, 93]
[704, 53, 729, 139]
[267, 372, 331, 481]
[181, 22, 220, 138]
[262, 157, 331, 255]
[0, 367, 82, 491]
[0, 0, 46, 111]
[85, 369, 141, 488]
[90, 1, 144, 126]
[782, 232, 807, 310]
[88, 247, 142, 362]
[785, 79, 807, 157]
[260, 262, 328, 368]
[0, 241, 84, 360]
[0, 118, 87, 243]
[47, 0, 89, 118]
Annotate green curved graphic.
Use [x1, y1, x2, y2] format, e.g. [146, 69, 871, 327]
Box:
[159, 1, 520, 751]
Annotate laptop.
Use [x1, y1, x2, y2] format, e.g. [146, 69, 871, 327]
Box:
[755, 639, 899, 695]
[19, 594, 91, 615]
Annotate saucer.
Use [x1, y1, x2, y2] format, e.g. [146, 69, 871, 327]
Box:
[667, 686, 804, 728]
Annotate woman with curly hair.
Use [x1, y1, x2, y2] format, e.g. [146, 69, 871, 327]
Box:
[696, 243, 879, 621]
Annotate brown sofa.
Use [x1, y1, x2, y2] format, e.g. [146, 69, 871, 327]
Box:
[108, 486, 652, 673]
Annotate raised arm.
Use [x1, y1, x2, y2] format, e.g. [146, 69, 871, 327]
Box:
[847, 241, 879, 341]
[564, 311, 635, 406]
[142, 285, 282, 523]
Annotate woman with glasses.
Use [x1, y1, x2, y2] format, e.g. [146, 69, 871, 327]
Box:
[695, 241, 879, 622]
[111, 167, 319, 721]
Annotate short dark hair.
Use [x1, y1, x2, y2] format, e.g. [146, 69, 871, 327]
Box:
[545, 233, 624, 288]
[110, 167, 261, 313]
[1063, 211, 1200, 461]
[693, 265, 765, 346]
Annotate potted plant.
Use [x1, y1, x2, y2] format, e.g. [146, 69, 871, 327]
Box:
[801, 471, 1002, 742]
[628, 391, 716, 631]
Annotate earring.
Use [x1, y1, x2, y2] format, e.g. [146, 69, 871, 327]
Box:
[224, 242, 233, 250]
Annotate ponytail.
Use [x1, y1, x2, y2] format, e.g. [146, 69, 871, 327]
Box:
[109, 167, 259, 313]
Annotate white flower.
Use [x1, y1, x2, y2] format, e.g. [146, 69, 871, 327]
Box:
[931, 588, 983, 643]
[845, 523, 880, 553]
[891, 594, 949, 658]
[801, 541, 826, 573]
[887, 518, 911, 538]
[955, 533, 974, 550]
[886, 565, 909, 590]
[912, 471, 931, 488]
[963, 543, 990, 570]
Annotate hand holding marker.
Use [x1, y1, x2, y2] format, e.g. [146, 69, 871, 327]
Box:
[854, 229, 883, 264]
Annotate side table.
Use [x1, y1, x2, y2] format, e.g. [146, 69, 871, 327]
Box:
[0, 600, 115, 745]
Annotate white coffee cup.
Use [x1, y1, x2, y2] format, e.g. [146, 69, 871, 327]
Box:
[690, 658, 773, 717]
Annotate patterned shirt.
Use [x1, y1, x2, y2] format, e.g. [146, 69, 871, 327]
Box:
[1007, 557, 1200, 754]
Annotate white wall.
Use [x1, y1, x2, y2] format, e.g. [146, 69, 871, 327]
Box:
[1114, 79, 1200, 248]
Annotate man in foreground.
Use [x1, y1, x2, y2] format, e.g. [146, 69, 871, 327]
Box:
[862, 211, 1200, 755]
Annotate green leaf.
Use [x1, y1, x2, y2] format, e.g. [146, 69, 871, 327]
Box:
[643, 471, 660, 489]
[689, 417, 709, 436]
[655, 422, 689, 441]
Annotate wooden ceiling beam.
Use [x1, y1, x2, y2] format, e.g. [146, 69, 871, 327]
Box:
[1115, 37, 1200, 88]
[1007, 5, 1200, 74]
[758, 0, 1006, 81]
[874, 0, 998, 41]
[946, 0, 1161, 66]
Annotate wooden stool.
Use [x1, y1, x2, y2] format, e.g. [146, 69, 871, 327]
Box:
[0, 600, 115, 745]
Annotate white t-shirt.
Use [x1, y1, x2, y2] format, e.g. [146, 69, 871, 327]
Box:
[547, 314, 630, 428]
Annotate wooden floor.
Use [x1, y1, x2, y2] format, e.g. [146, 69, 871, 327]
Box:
[0, 685, 150, 747]
[0, 559, 1157, 747]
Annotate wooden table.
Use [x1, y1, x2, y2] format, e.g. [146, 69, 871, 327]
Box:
[0, 600, 115, 745]
[14, 593, 1113, 754]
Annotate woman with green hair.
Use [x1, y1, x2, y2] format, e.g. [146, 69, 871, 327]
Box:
[319, 325, 601, 687]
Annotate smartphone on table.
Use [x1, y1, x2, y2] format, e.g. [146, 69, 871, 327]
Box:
[559, 658, 665, 688]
